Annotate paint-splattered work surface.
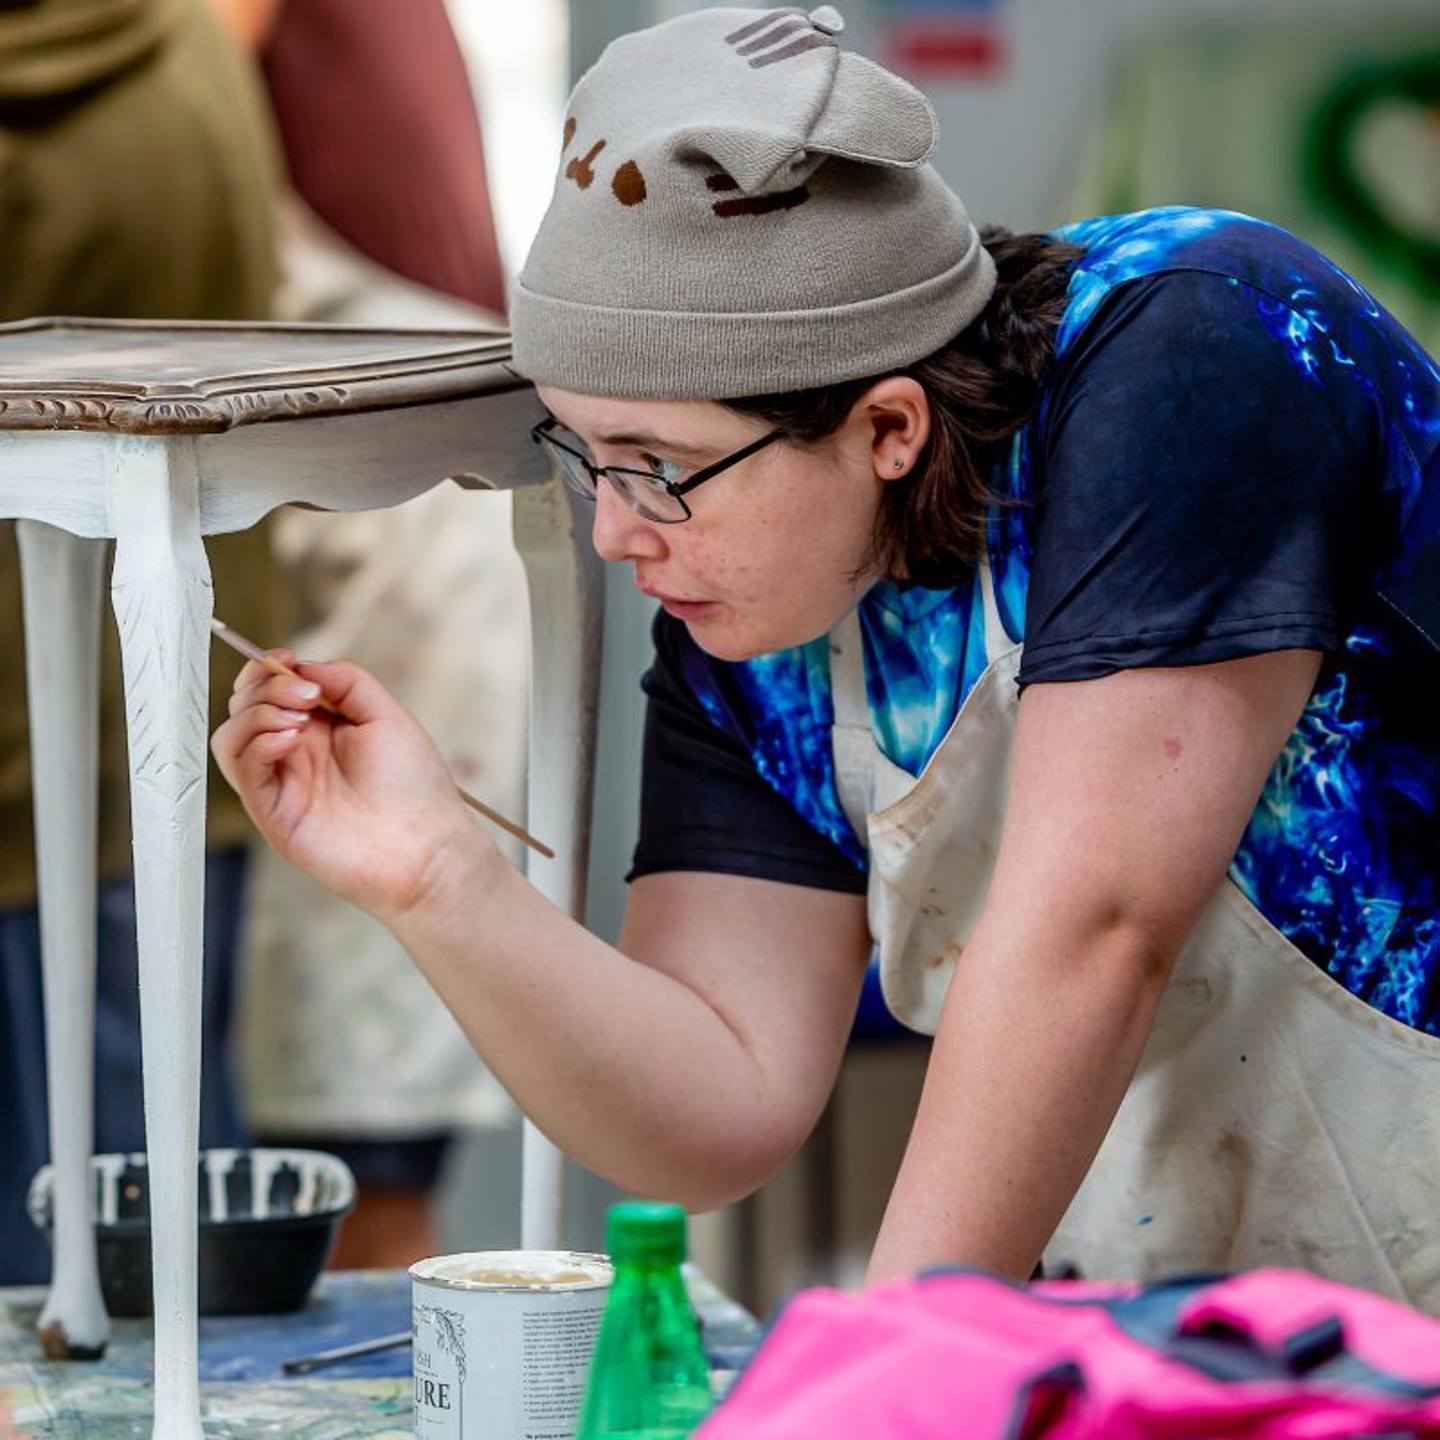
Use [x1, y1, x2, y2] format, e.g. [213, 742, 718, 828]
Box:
[0, 1268, 758, 1437]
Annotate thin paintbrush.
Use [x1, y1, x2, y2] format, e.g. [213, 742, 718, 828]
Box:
[210, 616, 554, 860]
[281, 1329, 412, 1375]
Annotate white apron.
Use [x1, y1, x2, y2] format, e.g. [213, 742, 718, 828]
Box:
[829, 566, 1440, 1311]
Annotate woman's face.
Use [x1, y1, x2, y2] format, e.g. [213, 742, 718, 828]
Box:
[536, 386, 916, 661]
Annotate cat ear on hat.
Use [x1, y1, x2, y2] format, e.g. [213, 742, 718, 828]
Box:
[807, 50, 938, 168]
[727, 6, 937, 184]
[685, 6, 938, 197]
[803, 5, 937, 169]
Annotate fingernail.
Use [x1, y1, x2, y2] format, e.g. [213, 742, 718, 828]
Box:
[292, 681, 321, 700]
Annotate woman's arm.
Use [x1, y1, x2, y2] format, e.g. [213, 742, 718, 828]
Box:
[213, 656, 872, 1208]
[398, 862, 871, 1207]
[867, 647, 1321, 1283]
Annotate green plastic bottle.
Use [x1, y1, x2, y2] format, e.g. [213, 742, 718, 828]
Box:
[576, 1200, 714, 1439]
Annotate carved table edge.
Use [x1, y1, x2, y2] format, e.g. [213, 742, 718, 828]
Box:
[0, 322, 528, 435]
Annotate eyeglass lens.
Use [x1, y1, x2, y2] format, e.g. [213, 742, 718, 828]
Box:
[537, 425, 689, 523]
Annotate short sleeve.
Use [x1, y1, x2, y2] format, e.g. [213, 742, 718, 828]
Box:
[1017, 270, 1384, 685]
[628, 614, 867, 894]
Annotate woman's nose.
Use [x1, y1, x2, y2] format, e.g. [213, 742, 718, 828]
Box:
[590, 477, 665, 562]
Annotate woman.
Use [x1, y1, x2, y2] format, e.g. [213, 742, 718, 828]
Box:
[214, 7, 1440, 1305]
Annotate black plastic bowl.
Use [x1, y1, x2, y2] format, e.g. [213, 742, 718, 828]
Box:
[28, 1147, 356, 1317]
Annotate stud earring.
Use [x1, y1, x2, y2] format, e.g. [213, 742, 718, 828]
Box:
[892, 458, 905, 470]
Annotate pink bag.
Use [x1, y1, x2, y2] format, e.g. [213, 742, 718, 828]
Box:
[699, 1268, 1440, 1439]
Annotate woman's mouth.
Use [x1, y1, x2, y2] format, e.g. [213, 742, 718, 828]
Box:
[657, 595, 716, 620]
[640, 583, 716, 621]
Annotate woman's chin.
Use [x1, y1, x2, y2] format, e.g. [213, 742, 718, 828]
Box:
[680, 612, 762, 663]
[688, 632, 761, 663]
[683, 612, 825, 664]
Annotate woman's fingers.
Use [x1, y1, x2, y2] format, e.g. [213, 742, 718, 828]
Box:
[215, 656, 439, 831]
[212, 702, 329, 848]
[227, 665, 324, 718]
[225, 656, 388, 729]
[213, 654, 472, 916]
[288, 659, 393, 724]
[239, 726, 306, 774]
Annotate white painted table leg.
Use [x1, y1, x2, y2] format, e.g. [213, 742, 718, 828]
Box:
[109, 437, 211, 1440]
[511, 478, 605, 1251]
[18, 521, 110, 1360]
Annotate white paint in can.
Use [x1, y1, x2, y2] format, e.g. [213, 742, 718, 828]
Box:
[410, 1249, 613, 1439]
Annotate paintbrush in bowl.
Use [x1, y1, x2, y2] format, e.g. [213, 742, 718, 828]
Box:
[210, 616, 554, 860]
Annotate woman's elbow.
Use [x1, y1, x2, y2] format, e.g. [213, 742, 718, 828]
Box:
[613, 1115, 811, 1214]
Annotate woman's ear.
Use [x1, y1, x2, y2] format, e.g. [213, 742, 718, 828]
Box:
[853, 375, 930, 481]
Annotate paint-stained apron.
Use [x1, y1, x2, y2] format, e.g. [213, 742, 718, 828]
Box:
[829, 564, 1440, 1311]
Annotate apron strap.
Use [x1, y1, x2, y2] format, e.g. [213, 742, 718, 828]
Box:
[977, 553, 1011, 660]
[829, 606, 869, 729]
[829, 607, 881, 839]
[830, 604, 922, 841]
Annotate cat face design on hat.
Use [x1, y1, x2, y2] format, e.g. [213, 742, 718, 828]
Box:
[559, 113, 813, 219]
[556, 8, 860, 219]
[560, 117, 651, 209]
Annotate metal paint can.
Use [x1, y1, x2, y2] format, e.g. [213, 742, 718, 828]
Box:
[410, 1249, 613, 1439]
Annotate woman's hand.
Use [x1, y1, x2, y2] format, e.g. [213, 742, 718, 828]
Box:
[211, 652, 484, 923]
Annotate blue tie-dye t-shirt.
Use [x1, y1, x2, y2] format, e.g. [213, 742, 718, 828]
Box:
[632, 208, 1440, 1035]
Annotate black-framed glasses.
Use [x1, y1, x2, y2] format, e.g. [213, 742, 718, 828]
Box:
[530, 416, 784, 524]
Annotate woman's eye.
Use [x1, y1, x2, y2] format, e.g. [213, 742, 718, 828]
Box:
[641, 453, 688, 482]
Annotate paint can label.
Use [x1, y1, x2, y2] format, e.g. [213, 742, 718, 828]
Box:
[411, 1249, 612, 1439]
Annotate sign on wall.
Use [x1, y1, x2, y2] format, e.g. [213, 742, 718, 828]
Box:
[875, 0, 1013, 81]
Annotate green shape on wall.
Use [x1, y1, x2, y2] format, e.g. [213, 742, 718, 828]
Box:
[1304, 51, 1440, 301]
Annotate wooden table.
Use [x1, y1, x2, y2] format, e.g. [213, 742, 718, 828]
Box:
[0, 319, 603, 1439]
[0, 1269, 759, 1437]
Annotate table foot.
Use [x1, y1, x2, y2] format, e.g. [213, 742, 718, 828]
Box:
[36, 1316, 107, 1361]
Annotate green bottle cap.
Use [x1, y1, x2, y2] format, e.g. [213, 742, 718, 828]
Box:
[605, 1200, 688, 1265]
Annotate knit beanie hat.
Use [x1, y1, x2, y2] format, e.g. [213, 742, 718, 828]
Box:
[511, 5, 995, 400]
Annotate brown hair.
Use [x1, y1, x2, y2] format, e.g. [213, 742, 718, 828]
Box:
[726, 228, 1083, 588]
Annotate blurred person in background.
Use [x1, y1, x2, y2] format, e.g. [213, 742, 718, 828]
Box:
[256, 0, 506, 316]
[218, 0, 525, 1270]
[0, 0, 281, 1283]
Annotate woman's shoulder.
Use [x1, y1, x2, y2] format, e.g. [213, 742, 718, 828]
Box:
[1057, 207, 1326, 284]
[1050, 207, 1417, 370]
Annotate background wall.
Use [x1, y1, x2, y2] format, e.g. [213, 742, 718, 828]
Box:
[869, 0, 1438, 228]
